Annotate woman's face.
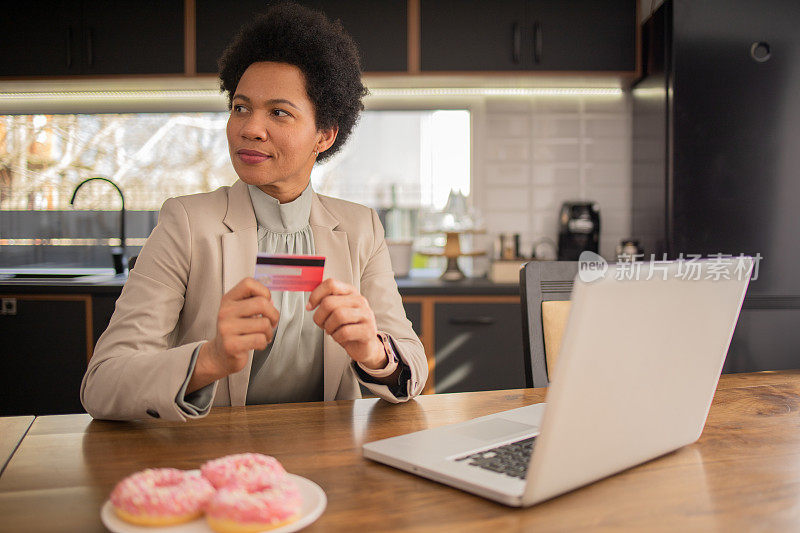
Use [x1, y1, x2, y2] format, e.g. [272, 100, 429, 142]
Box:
[226, 61, 337, 202]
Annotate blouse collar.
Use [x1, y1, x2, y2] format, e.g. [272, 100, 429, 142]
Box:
[247, 182, 313, 234]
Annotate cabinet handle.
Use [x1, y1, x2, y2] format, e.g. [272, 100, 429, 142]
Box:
[533, 21, 542, 64]
[512, 22, 521, 64]
[65, 26, 73, 68]
[86, 27, 94, 68]
[449, 316, 496, 326]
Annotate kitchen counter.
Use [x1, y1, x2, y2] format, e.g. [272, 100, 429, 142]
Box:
[0, 275, 128, 295]
[0, 268, 125, 295]
[0, 274, 520, 296]
[396, 276, 519, 295]
[0, 271, 521, 408]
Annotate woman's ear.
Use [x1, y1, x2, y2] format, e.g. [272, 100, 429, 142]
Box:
[316, 126, 339, 154]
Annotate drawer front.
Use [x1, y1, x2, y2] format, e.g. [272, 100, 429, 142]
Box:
[0, 298, 88, 416]
[434, 302, 525, 393]
[196, 0, 407, 74]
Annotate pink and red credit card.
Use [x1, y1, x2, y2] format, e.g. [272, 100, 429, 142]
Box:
[254, 254, 325, 292]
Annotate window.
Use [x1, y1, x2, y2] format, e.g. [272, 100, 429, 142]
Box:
[0, 109, 470, 267]
[313, 110, 470, 211]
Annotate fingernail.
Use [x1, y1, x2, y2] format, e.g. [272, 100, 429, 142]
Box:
[306, 303, 312, 310]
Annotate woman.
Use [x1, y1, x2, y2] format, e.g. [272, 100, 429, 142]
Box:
[80, 3, 427, 421]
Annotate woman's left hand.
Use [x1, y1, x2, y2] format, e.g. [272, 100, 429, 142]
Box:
[306, 278, 387, 369]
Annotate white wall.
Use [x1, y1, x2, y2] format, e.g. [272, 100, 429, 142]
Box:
[472, 94, 632, 261]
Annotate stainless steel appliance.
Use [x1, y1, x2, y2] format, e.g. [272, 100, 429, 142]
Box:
[632, 0, 800, 372]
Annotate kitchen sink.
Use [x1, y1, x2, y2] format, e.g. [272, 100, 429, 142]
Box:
[4, 272, 95, 279]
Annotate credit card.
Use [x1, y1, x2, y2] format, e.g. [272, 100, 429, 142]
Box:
[254, 254, 325, 292]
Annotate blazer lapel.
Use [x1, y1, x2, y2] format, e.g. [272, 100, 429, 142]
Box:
[310, 192, 354, 400]
[221, 180, 258, 406]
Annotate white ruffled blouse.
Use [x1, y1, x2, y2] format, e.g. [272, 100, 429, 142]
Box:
[244, 183, 324, 404]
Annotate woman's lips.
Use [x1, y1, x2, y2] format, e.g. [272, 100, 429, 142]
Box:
[237, 149, 271, 165]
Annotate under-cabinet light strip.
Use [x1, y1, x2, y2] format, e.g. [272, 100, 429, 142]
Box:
[0, 87, 622, 101]
[0, 238, 148, 246]
[369, 87, 622, 96]
[0, 90, 219, 100]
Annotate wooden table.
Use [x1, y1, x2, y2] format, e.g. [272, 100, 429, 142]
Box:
[2, 371, 800, 532]
[0, 416, 34, 476]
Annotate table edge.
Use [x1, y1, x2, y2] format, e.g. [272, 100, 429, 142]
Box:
[0, 416, 35, 478]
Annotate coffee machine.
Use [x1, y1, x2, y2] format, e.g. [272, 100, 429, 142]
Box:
[557, 201, 600, 260]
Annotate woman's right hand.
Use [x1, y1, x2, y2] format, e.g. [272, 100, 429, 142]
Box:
[187, 278, 280, 394]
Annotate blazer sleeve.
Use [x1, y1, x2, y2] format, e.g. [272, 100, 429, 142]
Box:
[80, 198, 218, 422]
[354, 209, 428, 401]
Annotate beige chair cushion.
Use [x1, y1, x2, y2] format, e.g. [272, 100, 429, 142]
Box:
[541, 300, 572, 379]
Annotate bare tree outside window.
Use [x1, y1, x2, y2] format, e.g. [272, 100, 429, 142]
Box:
[0, 110, 470, 268]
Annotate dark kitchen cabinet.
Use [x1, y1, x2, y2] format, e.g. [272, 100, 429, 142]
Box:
[0, 1, 184, 77]
[421, 0, 526, 71]
[0, 2, 81, 77]
[402, 301, 422, 337]
[195, 0, 408, 74]
[80, 1, 184, 75]
[421, 0, 636, 72]
[0, 296, 90, 416]
[434, 302, 526, 393]
[92, 294, 119, 350]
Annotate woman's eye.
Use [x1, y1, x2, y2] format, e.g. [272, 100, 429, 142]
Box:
[273, 109, 290, 117]
[233, 104, 247, 113]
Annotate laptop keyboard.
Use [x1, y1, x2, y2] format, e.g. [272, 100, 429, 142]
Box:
[454, 436, 537, 479]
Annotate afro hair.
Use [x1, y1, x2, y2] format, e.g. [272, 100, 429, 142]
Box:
[218, 2, 368, 163]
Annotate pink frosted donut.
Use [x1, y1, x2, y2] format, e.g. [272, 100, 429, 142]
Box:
[110, 468, 215, 527]
[201, 453, 288, 491]
[205, 478, 303, 533]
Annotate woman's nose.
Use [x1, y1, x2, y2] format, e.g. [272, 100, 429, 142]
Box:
[241, 115, 269, 141]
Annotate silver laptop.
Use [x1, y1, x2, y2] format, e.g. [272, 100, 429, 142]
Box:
[363, 258, 753, 506]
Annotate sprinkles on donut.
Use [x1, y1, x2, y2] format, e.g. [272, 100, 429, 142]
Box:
[201, 453, 288, 490]
[205, 479, 303, 533]
[110, 467, 215, 527]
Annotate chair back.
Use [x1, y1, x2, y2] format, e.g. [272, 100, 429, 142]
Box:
[520, 261, 578, 387]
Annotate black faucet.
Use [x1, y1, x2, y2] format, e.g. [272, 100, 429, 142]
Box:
[70, 177, 127, 274]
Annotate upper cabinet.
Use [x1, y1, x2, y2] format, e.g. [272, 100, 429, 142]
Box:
[0, 1, 184, 77]
[81, 0, 185, 75]
[421, 0, 527, 71]
[421, 0, 636, 72]
[195, 0, 408, 74]
[0, 0, 637, 79]
[0, 2, 81, 77]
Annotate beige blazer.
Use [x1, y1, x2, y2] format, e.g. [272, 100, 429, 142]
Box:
[80, 180, 427, 421]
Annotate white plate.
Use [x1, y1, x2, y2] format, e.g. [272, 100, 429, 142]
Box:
[101, 473, 327, 533]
